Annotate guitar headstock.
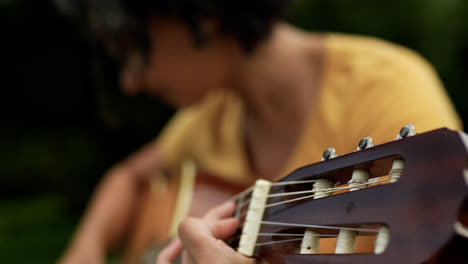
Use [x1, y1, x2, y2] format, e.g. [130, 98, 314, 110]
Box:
[231, 126, 468, 263]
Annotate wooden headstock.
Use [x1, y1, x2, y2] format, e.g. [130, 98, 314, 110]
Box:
[232, 127, 468, 263]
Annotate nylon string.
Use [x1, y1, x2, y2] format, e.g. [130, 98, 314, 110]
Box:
[254, 222, 379, 247]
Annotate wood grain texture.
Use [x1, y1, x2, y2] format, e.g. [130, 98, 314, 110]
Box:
[255, 128, 468, 263]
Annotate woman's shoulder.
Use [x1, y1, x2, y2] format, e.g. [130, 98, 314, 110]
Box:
[317, 33, 462, 142]
[323, 33, 436, 77]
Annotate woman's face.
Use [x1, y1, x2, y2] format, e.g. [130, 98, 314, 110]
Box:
[120, 18, 237, 107]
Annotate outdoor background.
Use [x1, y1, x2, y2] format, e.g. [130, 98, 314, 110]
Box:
[1, 0, 467, 263]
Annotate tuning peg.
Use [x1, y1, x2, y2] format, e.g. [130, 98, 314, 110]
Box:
[396, 124, 416, 140]
[321, 147, 338, 161]
[357, 136, 375, 151]
[305, 148, 337, 254]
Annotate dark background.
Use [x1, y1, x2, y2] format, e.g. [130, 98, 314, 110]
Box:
[1, 0, 467, 263]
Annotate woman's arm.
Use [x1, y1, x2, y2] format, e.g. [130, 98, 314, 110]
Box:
[59, 140, 163, 264]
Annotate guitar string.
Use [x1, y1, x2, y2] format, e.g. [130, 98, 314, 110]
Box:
[234, 178, 388, 220]
[230, 179, 323, 202]
[261, 185, 350, 199]
[255, 237, 307, 247]
[248, 221, 379, 248]
[260, 221, 380, 233]
[231, 178, 389, 249]
[262, 180, 374, 198]
[254, 233, 369, 247]
[234, 178, 388, 214]
[230, 186, 253, 202]
[257, 232, 338, 237]
[235, 194, 381, 245]
[270, 179, 321, 186]
[232, 222, 378, 244]
[253, 180, 384, 249]
[234, 221, 379, 247]
[238, 197, 251, 210]
[228, 233, 338, 244]
[264, 178, 388, 208]
[232, 231, 375, 247]
[237, 184, 346, 213]
[235, 183, 350, 214]
[232, 174, 387, 203]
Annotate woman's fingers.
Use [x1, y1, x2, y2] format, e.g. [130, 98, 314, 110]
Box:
[211, 218, 240, 240]
[178, 216, 239, 247]
[203, 200, 236, 222]
[157, 201, 246, 264]
[156, 238, 183, 264]
[178, 217, 254, 264]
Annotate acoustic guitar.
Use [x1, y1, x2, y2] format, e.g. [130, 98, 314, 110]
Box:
[124, 125, 468, 263]
[228, 125, 468, 263]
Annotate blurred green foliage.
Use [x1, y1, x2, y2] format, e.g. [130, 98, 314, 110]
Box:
[0, 196, 76, 264]
[1, 0, 467, 263]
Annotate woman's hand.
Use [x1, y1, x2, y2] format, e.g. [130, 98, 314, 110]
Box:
[157, 201, 256, 264]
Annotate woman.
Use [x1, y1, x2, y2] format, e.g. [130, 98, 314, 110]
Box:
[60, 0, 462, 263]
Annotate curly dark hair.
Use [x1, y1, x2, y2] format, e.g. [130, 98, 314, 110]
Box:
[56, 0, 293, 61]
[122, 0, 293, 52]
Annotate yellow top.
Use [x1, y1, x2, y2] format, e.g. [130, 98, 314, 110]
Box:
[157, 33, 462, 185]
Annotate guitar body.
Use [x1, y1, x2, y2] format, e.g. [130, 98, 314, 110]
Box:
[122, 168, 246, 264]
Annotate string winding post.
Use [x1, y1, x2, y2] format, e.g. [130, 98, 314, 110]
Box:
[335, 138, 373, 253]
[300, 179, 334, 254]
[300, 229, 320, 254]
[312, 179, 334, 199]
[238, 179, 272, 256]
[336, 169, 369, 253]
[389, 159, 404, 183]
[374, 226, 390, 254]
[300, 148, 338, 254]
[348, 169, 369, 191]
[335, 230, 357, 253]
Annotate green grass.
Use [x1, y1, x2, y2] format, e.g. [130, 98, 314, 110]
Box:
[0, 195, 76, 264]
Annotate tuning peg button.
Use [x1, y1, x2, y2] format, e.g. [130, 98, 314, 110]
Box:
[322, 148, 338, 161]
[357, 136, 375, 151]
[397, 124, 416, 140]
